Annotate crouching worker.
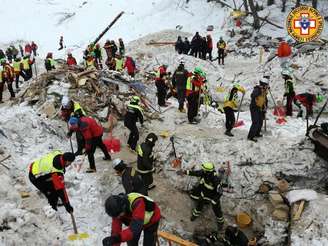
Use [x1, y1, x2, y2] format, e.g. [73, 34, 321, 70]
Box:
[28, 150, 75, 213]
[177, 162, 224, 230]
[102, 193, 161, 246]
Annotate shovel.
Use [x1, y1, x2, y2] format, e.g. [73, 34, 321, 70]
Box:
[234, 93, 245, 127]
[169, 136, 182, 169]
[68, 212, 89, 241]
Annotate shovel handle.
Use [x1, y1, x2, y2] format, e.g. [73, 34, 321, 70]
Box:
[70, 212, 78, 234]
[236, 93, 244, 122]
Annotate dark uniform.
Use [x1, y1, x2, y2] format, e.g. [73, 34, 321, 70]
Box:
[185, 162, 224, 230]
[223, 225, 249, 246]
[136, 133, 158, 191]
[172, 63, 189, 111]
[283, 76, 295, 116]
[123, 166, 147, 195]
[217, 38, 226, 65]
[247, 79, 268, 142]
[124, 96, 144, 151]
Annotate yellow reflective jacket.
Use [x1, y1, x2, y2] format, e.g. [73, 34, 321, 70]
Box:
[224, 85, 246, 110]
[30, 150, 63, 177]
[128, 193, 154, 225]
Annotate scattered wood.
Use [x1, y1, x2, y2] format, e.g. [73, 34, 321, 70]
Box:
[292, 200, 305, 221]
[157, 231, 198, 246]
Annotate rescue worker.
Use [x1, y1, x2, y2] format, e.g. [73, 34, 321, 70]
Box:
[186, 67, 205, 124]
[44, 52, 56, 72]
[183, 37, 191, 54]
[217, 37, 226, 65]
[124, 56, 136, 77]
[102, 193, 161, 246]
[13, 57, 26, 90]
[172, 60, 189, 112]
[247, 78, 269, 142]
[28, 150, 75, 213]
[103, 40, 112, 59]
[175, 36, 184, 54]
[85, 54, 96, 69]
[5, 47, 13, 63]
[112, 158, 147, 195]
[118, 38, 125, 56]
[155, 65, 168, 107]
[66, 53, 77, 67]
[222, 225, 249, 246]
[11, 45, 19, 60]
[22, 54, 34, 80]
[294, 93, 323, 118]
[136, 133, 158, 191]
[68, 116, 111, 173]
[106, 57, 116, 70]
[94, 43, 103, 69]
[24, 43, 32, 54]
[177, 162, 224, 230]
[206, 34, 213, 61]
[282, 69, 295, 116]
[0, 60, 15, 101]
[124, 96, 144, 151]
[61, 96, 86, 156]
[31, 41, 38, 56]
[58, 36, 64, 50]
[223, 83, 246, 136]
[110, 40, 118, 57]
[115, 54, 124, 72]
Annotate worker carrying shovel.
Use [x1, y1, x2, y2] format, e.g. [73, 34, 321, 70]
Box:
[223, 83, 246, 136]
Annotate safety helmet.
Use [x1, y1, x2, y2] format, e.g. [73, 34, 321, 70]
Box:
[259, 77, 269, 85]
[104, 194, 128, 217]
[61, 96, 71, 108]
[146, 133, 158, 143]
[68, 117, 79, 126]
[131, 96, 140, 104]
[112, 158, 126, 170]
[194, 67, 203, 75]
[201, 162, 215, 172]
[281, 69, 292, 78]
[316, 94, 324, 103]
[179, 59, 185, 65]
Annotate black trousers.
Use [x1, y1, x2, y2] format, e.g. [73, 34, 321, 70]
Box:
[87, 135, 111, 170]
[286, 93, 296, 116]
[248, 107, 263, 139]
[24, 68, 33, 80]
[127, 222, 159, 246]
[156, 83, 167, 106]
[138, 172, 154, 191]
[15, 72, 26, 89]
[218, 49, 225, 65]
[177, 87, 186, 110]
[76, 131, 85, 154]
[0, 81, 15, 101]
[224, 107, 235, 132]
[125, 122, 139, 151]
[187, 93, 199, 123]
[29, 172, 58, 210]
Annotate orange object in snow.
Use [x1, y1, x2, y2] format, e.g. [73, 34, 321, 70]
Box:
[277, 41, 291, 58]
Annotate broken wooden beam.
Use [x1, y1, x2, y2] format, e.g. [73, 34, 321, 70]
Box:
[157, 231, 198, 246]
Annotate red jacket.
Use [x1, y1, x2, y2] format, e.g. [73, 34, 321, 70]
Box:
[124, 57, 135, 74]
[73, 117, 103, 150]
[207, 36, 213, 49]
[67, 57, 77, 66]
[111, 197, 161, 245]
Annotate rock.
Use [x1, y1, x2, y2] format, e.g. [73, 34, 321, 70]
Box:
[272, 208, 289, 221]
[38, 101, 56, 118]
[269, 192, 284, 206]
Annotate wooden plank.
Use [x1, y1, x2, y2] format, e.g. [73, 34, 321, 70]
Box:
[293, 200, 305, 221]
[157, 231, 198, 246]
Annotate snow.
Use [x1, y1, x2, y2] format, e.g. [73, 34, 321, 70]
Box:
[287, 189, 318, 203]
[1, 0, 328, 245]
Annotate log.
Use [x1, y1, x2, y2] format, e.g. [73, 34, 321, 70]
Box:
[157, 231, 198, 246]
[293, 200, 305, 221]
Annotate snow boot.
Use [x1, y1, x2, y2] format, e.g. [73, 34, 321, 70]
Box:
[86, 168, 96, 173]
[248, 137, 257, 142]
[225, 131, 234, 137]
[103, 155, 111, 161]
[148, 184, 156, 190]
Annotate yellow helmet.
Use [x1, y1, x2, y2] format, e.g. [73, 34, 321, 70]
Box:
[201, 162, 215, 172]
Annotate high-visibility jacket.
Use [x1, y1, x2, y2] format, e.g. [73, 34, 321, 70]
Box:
[73, 102, 86, 116]
[0, 67, 3, 82]
[85, 59, 95, 69]
[186, 74, 204, 96]
[13, 61, 21, 72]
[136, 142, 155, 174]
[22, 58, 30, 70]
[217, 40, 226, 49]
[128, 193, 155, 225]
[224, 85, 246, 110]
[115, 58, 124, 71]
[30, 150, 63, 177]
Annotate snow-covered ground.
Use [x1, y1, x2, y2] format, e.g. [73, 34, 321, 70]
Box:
[1, 0, 328, 245]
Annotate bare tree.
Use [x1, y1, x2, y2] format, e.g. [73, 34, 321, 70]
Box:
[267, 0, 275, 6]
[312, 0, 317, 9]
[243, 0, 249, 12]
[248, 0, 261, 29]
[281, 0, 287, 12]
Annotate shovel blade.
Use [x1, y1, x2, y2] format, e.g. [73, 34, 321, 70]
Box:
[68, 233, 89, 241]
[234, 120, 245, 128]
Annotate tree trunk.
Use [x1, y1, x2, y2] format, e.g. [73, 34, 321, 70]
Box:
[267, 0, 275, 6]
[312, 0, 317, 9]
[281, 0, 287, 12]
[243, 0, 249, 12]
[295, 0, 301, 7]
[248, 0, 261, 30]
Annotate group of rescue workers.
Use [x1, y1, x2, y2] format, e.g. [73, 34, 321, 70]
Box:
[21, 36, 325, 246]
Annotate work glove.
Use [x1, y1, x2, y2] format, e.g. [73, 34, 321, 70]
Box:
[64, 203, 74, 213]
[102, 235, 121, 246]
[176, 169, 186, 176]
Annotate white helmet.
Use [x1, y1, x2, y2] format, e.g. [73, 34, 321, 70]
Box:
[259, 77, 269, 85]
[112, 158, 123, 169]
[281, 69, 292, 77]
[61, 96, 71, 108]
